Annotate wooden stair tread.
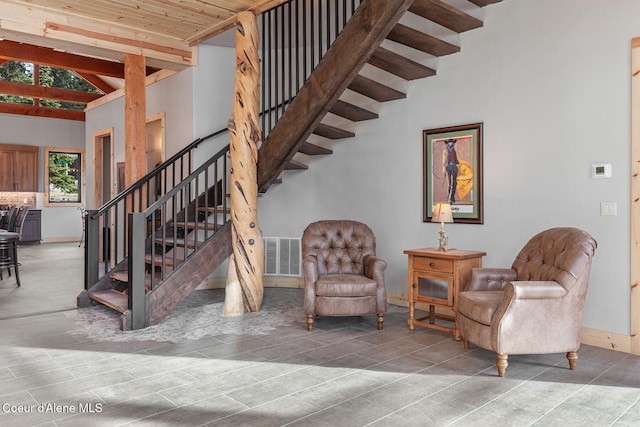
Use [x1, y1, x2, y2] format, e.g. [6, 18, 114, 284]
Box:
[89, 289, 128, 313]
[329, 100, 378, 121]
[285, 159, 309, 170]
[348, 75, 406, 102]
[387, 24, 460, 57]
[409, 0, 483, 33]
[369, 47, 436, 81]
[154, 236, 196, 249]
[110, 271, 155, 289]
[198, 205, 230, 214]
[468, 0, 502, 7]
[313, 123, 355, 139]
[169, 221, 219, 231]
[145, 251, 187, 267]
[299, 142, 333, 156]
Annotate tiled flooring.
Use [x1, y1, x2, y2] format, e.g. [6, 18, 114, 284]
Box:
[1, 243, 640, 426]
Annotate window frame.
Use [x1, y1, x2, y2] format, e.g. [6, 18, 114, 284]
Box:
[44, 146, 86, 207]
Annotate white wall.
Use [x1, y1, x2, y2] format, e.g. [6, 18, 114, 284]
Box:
[255, 0, 637, 335]
[85, 68, 196, 209]
[0, 113, 85, 241]
[192, 45, 237, 166]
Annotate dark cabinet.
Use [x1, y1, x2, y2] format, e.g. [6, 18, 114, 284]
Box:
[20, 209, 41, 244]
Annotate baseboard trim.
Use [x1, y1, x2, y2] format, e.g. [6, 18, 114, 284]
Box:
[41, 236, 83, 243]
[198, 276, 304, 290]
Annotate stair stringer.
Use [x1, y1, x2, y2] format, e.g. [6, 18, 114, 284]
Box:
[120, 221, 233, 329]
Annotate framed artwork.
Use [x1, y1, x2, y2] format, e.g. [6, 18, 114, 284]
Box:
[423, 122, 483, 224]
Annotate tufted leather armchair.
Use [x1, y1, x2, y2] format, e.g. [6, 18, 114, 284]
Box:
[456, 227, 597, 377]
[302, 220, 387, 331]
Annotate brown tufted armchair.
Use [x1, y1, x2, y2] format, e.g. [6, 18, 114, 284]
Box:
[456, 227, 597, 377]
[302, 220, 387, 331]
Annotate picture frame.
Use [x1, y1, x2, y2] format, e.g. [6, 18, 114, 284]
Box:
[423, 122, 483, 224]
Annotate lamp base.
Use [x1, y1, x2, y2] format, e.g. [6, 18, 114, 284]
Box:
[437, 229, 449, 251]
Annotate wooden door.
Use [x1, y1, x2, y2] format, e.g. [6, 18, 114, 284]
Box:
[15, 149, 38, 191]
[0, 150, 15, 191]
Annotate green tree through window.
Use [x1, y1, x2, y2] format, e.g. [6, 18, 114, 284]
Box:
[48, 151, 82, 203]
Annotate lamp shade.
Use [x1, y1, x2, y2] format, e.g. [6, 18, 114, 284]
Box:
[431, 203, 454, 223]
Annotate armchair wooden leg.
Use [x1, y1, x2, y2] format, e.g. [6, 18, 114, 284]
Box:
[377, 313, 384, 330]
[306, 314, 314, 331]
[496, 354, 508, 377]
[566, 351, 578, 370]
[462, 339, 469, 350]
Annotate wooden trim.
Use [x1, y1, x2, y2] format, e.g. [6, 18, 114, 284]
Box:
[44, 146, 86, 208]
[580, 327, 631, 354]
[47, 22, 192, 59]
[631, 38, 640, 354]
[124, 54, 147, 188]
[84, 69, 176, 111]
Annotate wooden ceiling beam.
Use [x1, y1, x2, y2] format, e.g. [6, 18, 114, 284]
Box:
[0, 102, 84, 121]
[0, 40, 125, 78]
[0, 1, 195, 69]
[75, 72, 117, 94]
[0, 81, 102, 104]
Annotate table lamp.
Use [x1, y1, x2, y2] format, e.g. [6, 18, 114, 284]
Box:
[431, 203, 453, 251]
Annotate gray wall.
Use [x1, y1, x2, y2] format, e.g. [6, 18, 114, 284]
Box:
[255, 0, 637, 335]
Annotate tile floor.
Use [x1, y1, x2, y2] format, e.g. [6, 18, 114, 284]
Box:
[1, 243, 640, 426]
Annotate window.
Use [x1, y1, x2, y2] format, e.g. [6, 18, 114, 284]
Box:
[45, 147, 85, 207]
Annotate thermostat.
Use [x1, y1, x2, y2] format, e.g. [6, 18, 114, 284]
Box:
[592, 163, 612, 179]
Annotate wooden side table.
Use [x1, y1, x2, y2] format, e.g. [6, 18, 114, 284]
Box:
[404, 248, 485, 339]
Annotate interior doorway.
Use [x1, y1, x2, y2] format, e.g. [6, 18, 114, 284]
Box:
[93, 128, 114, 265]
[146, 112, 166, 204]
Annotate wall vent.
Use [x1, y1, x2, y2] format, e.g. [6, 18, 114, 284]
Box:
[264, 237, 301, 276]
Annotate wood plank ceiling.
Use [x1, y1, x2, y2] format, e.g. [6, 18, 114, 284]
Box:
[0, 0, 288, 120]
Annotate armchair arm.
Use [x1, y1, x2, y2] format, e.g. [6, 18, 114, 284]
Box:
[303, 255, 319, 286]
[466, 268, 518, 291]
[364, 255, 387, 285]
[491, 280, 571, 354]
[303, 255, 319, 315]
[505, 281, 568, 300]
[364, 255, 388, 313]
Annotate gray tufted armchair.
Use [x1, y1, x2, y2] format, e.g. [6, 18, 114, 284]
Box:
[302, 220, 387, 331]
[456, 227, 597, 377]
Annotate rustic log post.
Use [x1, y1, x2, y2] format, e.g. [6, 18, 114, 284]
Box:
[224, 11, 264, 314]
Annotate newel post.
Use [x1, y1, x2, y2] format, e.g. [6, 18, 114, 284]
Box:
[223, 11, 264, 315]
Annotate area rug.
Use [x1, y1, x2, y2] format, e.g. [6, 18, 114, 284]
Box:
[66, 287, 304, 343]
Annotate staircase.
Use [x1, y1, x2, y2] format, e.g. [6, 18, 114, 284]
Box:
[78, 0, 503, 330]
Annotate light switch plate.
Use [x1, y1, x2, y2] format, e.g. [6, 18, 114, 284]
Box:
[600, 201, 617, 216]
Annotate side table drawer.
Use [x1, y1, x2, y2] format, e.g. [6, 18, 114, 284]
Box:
[413, 257, 453, 273]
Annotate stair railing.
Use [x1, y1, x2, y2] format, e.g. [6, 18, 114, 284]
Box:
[261, 0, 361, 137]
[126, 143, 231, 328]
[84, 129, 229, 290]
